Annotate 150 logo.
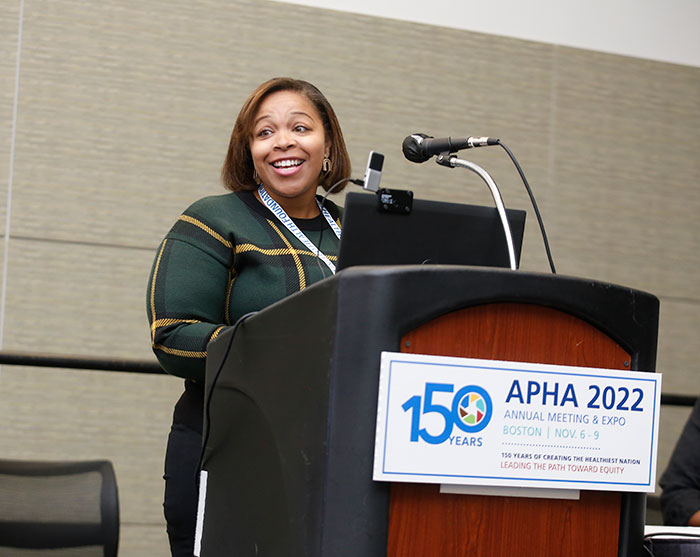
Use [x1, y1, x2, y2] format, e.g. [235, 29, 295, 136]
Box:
[402, 383, 493, 445]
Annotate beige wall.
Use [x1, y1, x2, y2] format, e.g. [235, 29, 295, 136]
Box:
[0, 1, 698, 554]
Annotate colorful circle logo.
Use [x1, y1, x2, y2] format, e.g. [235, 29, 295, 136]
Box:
[452, 385, 493, 433]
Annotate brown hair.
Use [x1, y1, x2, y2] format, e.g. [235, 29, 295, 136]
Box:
[221, 77, 351, 192]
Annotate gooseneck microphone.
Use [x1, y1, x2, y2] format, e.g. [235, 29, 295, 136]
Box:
[401, 132, 557, 274]
[402, 133, 499, 163]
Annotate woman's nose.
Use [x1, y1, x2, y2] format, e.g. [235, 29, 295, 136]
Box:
[274, 129, 296, 149]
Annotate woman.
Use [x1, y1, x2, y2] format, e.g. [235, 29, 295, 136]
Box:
[147, 77, 351, 556]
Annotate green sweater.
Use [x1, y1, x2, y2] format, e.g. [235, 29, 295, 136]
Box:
[147, 190, 342, 382]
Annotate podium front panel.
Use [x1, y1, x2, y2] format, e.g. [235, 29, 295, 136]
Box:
[200, 266, 658, 556]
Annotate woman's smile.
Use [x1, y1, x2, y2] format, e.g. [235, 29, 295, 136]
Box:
[270, 157, 305, 175]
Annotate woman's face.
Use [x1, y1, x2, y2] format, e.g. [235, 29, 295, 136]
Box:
[249, 90, 330, 210]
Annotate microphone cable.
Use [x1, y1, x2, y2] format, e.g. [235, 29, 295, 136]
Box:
[496, 140, 557, 274]
[197, 310, 257, 479]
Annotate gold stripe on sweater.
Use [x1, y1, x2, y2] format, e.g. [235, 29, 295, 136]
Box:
[150, 317, 201, 334]
[267, 220, 306, 290]
[150, 324, 222, 359]
[210, 326, 226, 341]
[225, 269, 237, 325]
[235, 244, 337, 261]
[235, 244, 294, 256]
[153, 344, 206, 359]
[149, 241, 167, 342]
[179, 215, 233, 248]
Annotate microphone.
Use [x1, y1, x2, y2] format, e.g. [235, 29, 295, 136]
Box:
[402, 133, 499, 163]
[362, 151, 384, 192]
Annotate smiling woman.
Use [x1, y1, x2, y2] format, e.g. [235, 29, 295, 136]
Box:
[147, 78, 352, 556]
[249, 90, 330, 217]
[222, 77, 351, 200]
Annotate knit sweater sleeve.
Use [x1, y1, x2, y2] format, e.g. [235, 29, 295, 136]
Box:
[147, 199, 234, 382]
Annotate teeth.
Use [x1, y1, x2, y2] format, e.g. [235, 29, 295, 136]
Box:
[272, 159, 303, 168]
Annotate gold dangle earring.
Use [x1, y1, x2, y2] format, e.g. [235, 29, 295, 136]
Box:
[253, 169, 260, 184]
[322, 156, 331, 173]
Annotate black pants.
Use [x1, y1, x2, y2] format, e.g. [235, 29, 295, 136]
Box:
[164, 382, 204, 557]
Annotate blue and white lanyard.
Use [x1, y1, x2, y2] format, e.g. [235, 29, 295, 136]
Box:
[258, 185, 342, 274]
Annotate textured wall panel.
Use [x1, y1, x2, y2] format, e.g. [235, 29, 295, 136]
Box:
[550, 48, 700, 298]
[657, 299, 700, 393]
[2, 238, 155, 357]
[11, 0, 237, 249]
[0, 2, 20, 237]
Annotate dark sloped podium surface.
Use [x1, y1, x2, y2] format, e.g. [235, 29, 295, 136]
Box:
[200, 266, 659, 556]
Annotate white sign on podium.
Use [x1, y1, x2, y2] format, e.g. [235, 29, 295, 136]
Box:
[373, 352, 661, 493]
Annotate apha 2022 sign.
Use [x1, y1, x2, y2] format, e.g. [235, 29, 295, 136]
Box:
[373, 352, 661, 492]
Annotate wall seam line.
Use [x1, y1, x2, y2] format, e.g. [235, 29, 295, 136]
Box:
[1, 0, 26, 351]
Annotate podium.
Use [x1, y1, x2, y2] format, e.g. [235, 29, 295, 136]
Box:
[200, 266, 658, 556]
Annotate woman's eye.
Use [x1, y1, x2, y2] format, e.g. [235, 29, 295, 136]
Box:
[294, 125, 308, 132]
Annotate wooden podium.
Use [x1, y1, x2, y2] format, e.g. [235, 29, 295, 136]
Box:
[199, 266, 658, 557]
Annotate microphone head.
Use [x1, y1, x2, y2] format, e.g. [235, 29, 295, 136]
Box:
[402, 133, 432, 163]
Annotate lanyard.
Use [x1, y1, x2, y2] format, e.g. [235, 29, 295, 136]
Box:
[258, 185, 341, 274]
